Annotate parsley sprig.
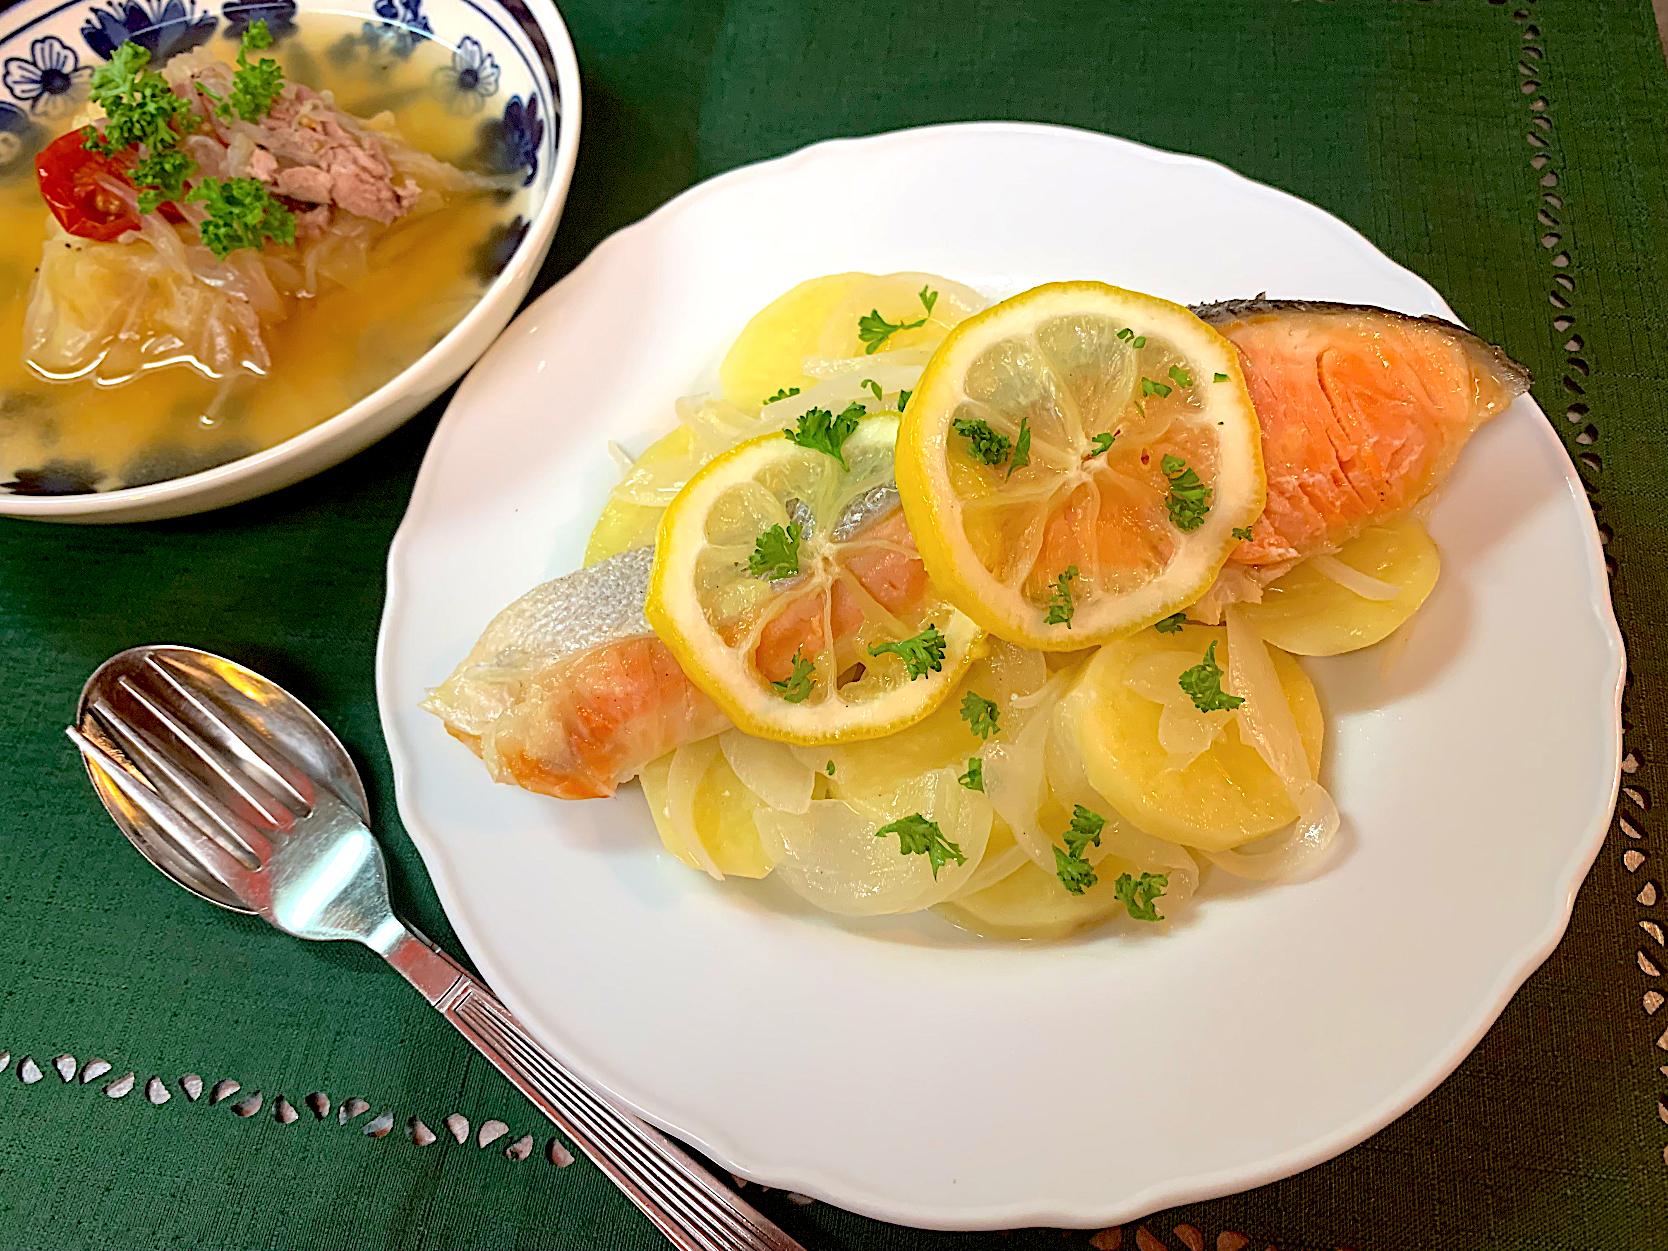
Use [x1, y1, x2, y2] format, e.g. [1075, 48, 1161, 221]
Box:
[1153, 613, 1187, 635]
[84, 42, 196, 213]
[960, 691, 1000, 740]
[958, 757, 984, 792]
[953, 416, 1011, 467]
[1053, 804, 1106, 895]
[1161, 453, 1212, 532]
[772, 651, 816, 703]
[1112, 872, 1169, 922]
[187, 176, 296, 258]
[218, 19, 284, 123]
[1086, 431, 1116, 458]
[874, 812, 966, 878]
[1231, 525, 1254, 541]
[1141, 376, 1172, 399]
[748, 523, 801, 580]
[783, 403, 863, 467]
[868, 624, 947, 680]
[1044, 564, 1078, 628]
[763, 386, 801, 405]
[856, 286, 938, 354]
[1177, 641, 1244, 713]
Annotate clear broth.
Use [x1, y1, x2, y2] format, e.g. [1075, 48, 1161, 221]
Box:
[0, 15, 524, 493]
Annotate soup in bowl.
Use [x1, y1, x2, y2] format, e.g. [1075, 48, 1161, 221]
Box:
[0, 0, 576, 520]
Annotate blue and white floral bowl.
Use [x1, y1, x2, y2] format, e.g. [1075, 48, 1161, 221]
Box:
[0, 0, 579, 521]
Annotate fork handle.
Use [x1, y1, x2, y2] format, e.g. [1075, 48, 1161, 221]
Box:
[379, 926, 805, 1251]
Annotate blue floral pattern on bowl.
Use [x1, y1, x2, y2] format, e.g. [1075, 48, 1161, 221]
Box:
[435, 34, 497, 111]
[0, 100, 42, 175]
[2, 35, 91, 118]
[221, 0, 297, 42]
[364, 0, 431, 57]
[82, 0, 219, 63]
[473, 92, 540, 187]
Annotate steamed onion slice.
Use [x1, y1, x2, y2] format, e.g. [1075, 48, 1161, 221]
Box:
[720, 730, 815, 815]
[1310, 553, 1400, 601]
[753, 765, 991, 916]
[1208, 607, 1340, 880]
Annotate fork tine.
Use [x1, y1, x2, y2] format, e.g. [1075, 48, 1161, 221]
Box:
[88, 698, 269, 870]
[116, 675, 296, 835]
[67, 727, 255, 894]
[143, 657, 314, 814]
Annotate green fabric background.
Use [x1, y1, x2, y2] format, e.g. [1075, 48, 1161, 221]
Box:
[0, 1, 1662, 1248]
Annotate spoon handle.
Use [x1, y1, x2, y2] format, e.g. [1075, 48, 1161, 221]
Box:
[380, 925, 805, 1251]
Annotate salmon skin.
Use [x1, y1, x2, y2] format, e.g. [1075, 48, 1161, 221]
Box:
[425, 508, 933, 800]
[1193, 298, 1530, 600]
[423, 548, 730, 800]
[430, 298, 1531, 801]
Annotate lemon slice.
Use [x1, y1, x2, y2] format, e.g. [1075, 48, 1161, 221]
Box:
[647, 414, 983, 744]
[897, 281, 1265, 649]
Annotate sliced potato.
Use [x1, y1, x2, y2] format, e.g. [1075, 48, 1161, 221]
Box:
[1234, 516, 1440, 655]
[936, 853, 1136, 941]
[638, 745, 774, 878]
[1064, 624, 1322, 850]
[585, 426, 694, 565]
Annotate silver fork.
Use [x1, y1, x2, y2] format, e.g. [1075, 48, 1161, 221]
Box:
[68, 644, 804, 1251]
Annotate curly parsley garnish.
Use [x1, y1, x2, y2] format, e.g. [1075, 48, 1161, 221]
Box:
[1213, 372, 1229, 383]
[763, 386, 801, 405]
[187, 177, 296, 258]
[219, 19, 284, 123]
[897, 389, 913, 411]
[1153, 613, 1187, 635]
[958, 757, 984, 792]
[868, 624, 947, 679]
[748, 523, 801, 580]
[84, 42, 196, 212]
[1161, 453, 1212, 532]
[1113, 871, 1169, 921]
[783, 402, 864, 468]
[953, 417, 1011, 467]
[771, 651, 816, 703]
[1116, 328, 1147, 348]
[874, 812, 965, 878]
[1045, 564, 1079, 628]
[860, 378, 884, 404]
[1141, 376, 1173, 399]
[1005, 416, 1032, 480]
[857, 286, 937, 354]
[1086, 431, 1116, 458]
[1231, 525, 1254, 541]
[1053, 804, 1106, 895]
[1177, 641, 1243, 713]
[960, 691, 1000, 740]
[1168, 365, 1193, 389]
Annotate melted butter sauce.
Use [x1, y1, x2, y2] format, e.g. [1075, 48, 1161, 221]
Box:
[0, 15, 521, 493]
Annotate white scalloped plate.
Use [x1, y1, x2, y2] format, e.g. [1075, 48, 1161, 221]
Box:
[376, 123, 1623, 1229]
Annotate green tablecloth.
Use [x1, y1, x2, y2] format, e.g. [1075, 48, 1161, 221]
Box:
[1, 1, 1663, 1248]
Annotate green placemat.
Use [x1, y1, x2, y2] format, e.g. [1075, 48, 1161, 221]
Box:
[1, 1, 1663, 1248]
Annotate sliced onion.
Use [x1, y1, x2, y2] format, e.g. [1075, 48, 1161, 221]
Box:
[1310, 553, 1400, 601]
[1123, 650, 1232, 770]
[982, 670, 1072, 874]
[720, 729, 815, 814]
[606, 440, 636, 474]
[799, 353, 932, 384]
[665, 738, 725, 881]
[753, 765, 990, 916]
[946, 840, 1031, 900]
[1218, 607, 1339, 880]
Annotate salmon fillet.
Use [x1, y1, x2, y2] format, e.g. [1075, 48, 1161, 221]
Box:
[430, 299, 1531, 801]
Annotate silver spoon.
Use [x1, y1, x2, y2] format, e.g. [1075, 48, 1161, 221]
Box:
[68, 644, 803, 1251]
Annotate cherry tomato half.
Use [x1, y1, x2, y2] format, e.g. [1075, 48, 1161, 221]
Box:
[35, 129, 141, 242]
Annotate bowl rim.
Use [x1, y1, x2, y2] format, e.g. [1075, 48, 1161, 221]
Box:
[0, 0, 583, 518]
